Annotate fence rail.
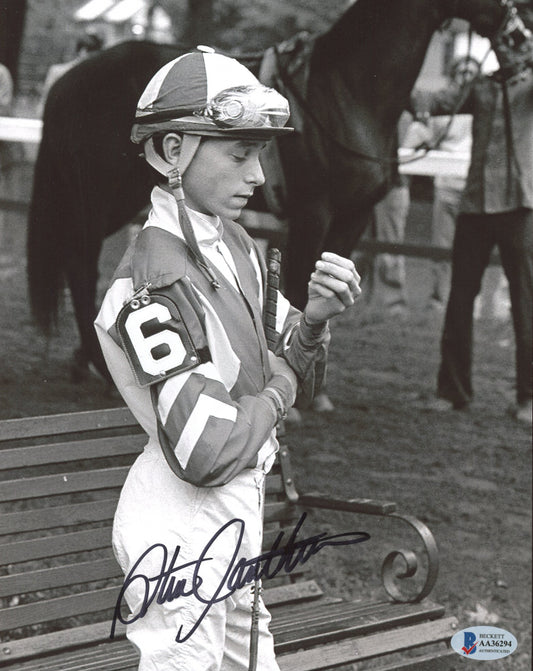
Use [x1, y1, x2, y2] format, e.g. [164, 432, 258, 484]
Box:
[0, 116, 42, 143]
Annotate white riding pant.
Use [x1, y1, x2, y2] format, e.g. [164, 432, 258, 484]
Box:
[112, 441, 280, 671]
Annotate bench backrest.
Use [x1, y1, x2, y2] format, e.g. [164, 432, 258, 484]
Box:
[0, 408, 307, 663]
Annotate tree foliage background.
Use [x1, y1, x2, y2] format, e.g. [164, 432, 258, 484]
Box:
[10, 0, 349, 93]
[171, 0, 349, 51]
[159, 0, 349, 53]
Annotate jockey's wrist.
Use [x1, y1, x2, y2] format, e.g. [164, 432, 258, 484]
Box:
[302, 311, 328, 336]
[414, 110, 430, 124]
[261, 373, 297, 418]
[261, 387, 288, 423]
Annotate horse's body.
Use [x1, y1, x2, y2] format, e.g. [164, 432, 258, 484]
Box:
[27, 0, 510, 379]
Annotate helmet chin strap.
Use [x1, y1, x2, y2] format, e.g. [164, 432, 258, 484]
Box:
[144, 133, 202, 176]
[150, 133, 220, 290]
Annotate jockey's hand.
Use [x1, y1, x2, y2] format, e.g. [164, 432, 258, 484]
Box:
[303, 252, 361, 325]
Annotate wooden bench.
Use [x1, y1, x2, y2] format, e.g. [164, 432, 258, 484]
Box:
[0, 407, 459, 670]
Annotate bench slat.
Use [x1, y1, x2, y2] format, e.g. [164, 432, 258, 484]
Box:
[0, 435, 145, 471]
[263, 579, 323, 606]
[271, 599, 446, 652]
[1, 500, 291, 542]
[270, 597, 438, 627]
[3, 527, 113, 565]
[1, 585, 121, 631]
[277, 617, 459, 671]
[0, 408, 138, 442]
[0, 558, 120, 598]
[0, 623, 127, 668]
[0, 499, 119, 534]
[1, 470, 282, 504]
[367, 648, 458, 671]
[0, 467, 129, 502]
[1, 639, 137, 671]
[1, 498, 295, 545]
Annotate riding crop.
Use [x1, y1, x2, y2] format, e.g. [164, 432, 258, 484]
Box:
[248, 247, 283, 671]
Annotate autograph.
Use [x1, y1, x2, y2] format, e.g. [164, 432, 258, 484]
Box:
[110, 512, 370, 642]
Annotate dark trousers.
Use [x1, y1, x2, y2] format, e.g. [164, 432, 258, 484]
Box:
[438, 209, 533, 406]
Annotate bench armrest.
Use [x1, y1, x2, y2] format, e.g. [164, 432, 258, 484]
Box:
[298, 492, 397, 515]
[295, 491, 439, 604]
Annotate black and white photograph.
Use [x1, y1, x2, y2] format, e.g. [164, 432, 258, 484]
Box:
[0, 1, 531, 669]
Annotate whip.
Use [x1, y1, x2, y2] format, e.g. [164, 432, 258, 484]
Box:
[264, 248, 281, 350]
[248, 247, 282, 671]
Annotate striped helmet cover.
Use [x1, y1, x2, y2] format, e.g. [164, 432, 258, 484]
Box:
[131, 50, 293, 142]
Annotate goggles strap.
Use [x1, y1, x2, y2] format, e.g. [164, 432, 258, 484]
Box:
[167, 166, 220, 290]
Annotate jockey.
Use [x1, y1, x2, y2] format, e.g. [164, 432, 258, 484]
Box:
[95, 49, 361, 671]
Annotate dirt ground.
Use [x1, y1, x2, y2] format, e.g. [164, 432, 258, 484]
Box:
[0, 170, 531, 668]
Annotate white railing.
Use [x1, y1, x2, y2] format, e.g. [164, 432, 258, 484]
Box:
[0, 116, 42, 144]
[398, 147, 470, 178]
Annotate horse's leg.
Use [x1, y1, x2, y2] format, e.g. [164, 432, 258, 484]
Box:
[284, 195, 331, 310]
[70, 156, 153, 384]
[307, 204, 375, 414]
[63, 235, 110, 383]
[63, 151, 135, 385]
[323, 203, 374, 259]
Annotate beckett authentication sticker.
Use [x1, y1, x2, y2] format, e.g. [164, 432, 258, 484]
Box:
[451, 626, 518, 660]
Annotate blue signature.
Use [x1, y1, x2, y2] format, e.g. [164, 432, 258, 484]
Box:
[110, 512, 369, 642]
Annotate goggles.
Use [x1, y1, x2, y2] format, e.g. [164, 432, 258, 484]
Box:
[132, 84, 292, 143]
[204, 86, 290, 130]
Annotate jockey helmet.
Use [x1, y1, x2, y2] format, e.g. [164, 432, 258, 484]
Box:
[131, 49, 292, 144]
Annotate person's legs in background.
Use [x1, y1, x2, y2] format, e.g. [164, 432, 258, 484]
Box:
[363, 183, 410, 317]
[496, 208, 533, 423]
[437, 213, 495, 409]
[427, 185, 461, 311]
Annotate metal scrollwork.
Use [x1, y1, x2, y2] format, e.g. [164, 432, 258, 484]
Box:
[380, 512, 440, 603]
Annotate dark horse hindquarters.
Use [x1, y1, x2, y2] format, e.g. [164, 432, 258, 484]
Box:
[28, 41, 184, 380]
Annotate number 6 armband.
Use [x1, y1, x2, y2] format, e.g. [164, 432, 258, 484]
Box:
[116, 292, 209, 387]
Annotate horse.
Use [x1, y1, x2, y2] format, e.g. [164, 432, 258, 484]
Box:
[27, 0, 517, 381]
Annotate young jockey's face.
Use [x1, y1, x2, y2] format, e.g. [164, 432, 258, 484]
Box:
[182, 138, 266, 219]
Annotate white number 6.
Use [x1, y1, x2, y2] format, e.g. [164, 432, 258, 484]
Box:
[124, 302, 187, 376]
